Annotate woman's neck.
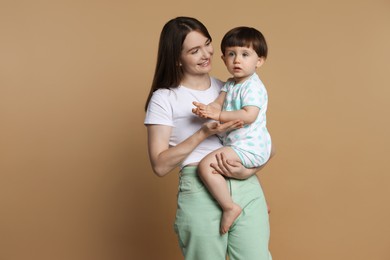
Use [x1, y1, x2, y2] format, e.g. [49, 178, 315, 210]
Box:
[180, 74, 211, 90]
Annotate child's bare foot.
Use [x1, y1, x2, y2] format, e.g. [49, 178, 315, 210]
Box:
[220, 203, 242, 234]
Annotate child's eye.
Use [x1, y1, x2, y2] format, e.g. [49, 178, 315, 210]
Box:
[243, 52, 249, 57]
[228, 52, 235, 57]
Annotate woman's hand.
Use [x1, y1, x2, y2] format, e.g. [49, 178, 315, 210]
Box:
[201, 120, 243, 137]
[211, 144, 276, 179]
[210, 152, 260, 179]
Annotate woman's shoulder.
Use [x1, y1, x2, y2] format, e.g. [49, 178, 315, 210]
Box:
[151, 87, 179, 99]
[210, 76, 225, 88]
[148, 88, 176, 108]
[153, 87, 172, 95]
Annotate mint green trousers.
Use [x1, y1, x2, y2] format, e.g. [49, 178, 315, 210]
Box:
[174, 166, 272, 260]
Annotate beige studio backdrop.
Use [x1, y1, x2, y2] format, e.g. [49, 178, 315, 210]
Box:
[1, 0, 390, 259]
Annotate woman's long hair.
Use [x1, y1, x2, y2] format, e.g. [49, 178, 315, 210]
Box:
[145, 17, 212, 111]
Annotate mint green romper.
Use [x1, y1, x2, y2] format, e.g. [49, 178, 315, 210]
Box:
[220, 73, 272, 168]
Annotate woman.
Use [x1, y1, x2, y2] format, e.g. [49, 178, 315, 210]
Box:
[144, 16, 272, 260]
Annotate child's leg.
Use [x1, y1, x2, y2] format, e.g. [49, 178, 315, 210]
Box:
[198, 147, 242, 234]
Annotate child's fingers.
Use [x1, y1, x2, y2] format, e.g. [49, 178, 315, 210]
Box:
[192, 101, 205, 109]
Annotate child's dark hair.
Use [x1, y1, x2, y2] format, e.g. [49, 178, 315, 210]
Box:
[221, 26, 267, 58]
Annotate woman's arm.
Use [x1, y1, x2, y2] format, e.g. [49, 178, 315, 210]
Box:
[147, 124, 204, 177]
[147, 120, 244, 177]
[192, 94, 260, 125]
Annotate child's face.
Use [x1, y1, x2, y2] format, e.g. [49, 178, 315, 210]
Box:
[222, 46, 264, 83]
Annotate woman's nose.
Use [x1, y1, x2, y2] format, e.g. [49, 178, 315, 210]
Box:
[201, 48, 212, 58]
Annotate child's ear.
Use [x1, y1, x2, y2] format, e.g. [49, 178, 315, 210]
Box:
[256, 57, 266, 68]
[221, 55, 226, 64]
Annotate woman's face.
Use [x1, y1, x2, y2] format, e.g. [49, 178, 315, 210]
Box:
[180, 31, 214, 76]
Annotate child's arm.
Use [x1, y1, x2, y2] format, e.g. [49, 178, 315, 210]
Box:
[219, 106, 260, 125]
[192, 92, 226, 121]
[193, 92, 260, 124]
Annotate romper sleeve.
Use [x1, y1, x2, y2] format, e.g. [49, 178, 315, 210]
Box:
[241, 79, 267, 109]
[221, 78, 233, 93]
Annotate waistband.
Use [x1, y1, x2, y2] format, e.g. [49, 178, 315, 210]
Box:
[180, 165, 198, 175]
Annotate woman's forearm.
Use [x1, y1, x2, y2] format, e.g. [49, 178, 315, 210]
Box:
[150, 128, 207, 177]
[148, 120, 243, 177]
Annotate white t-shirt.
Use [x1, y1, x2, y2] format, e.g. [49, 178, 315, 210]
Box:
[144, 77, 224, 168]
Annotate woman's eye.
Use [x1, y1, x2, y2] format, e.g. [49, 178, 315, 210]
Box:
[191, 49, 199, 54]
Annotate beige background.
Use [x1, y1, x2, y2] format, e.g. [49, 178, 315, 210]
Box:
[1, 0, 390, 259]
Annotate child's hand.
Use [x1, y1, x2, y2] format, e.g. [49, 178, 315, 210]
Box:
[192, 101, 221, 121]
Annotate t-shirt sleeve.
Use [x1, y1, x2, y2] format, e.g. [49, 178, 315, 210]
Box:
[144, 90, 174, 126]
[241, 81, 267, 109]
